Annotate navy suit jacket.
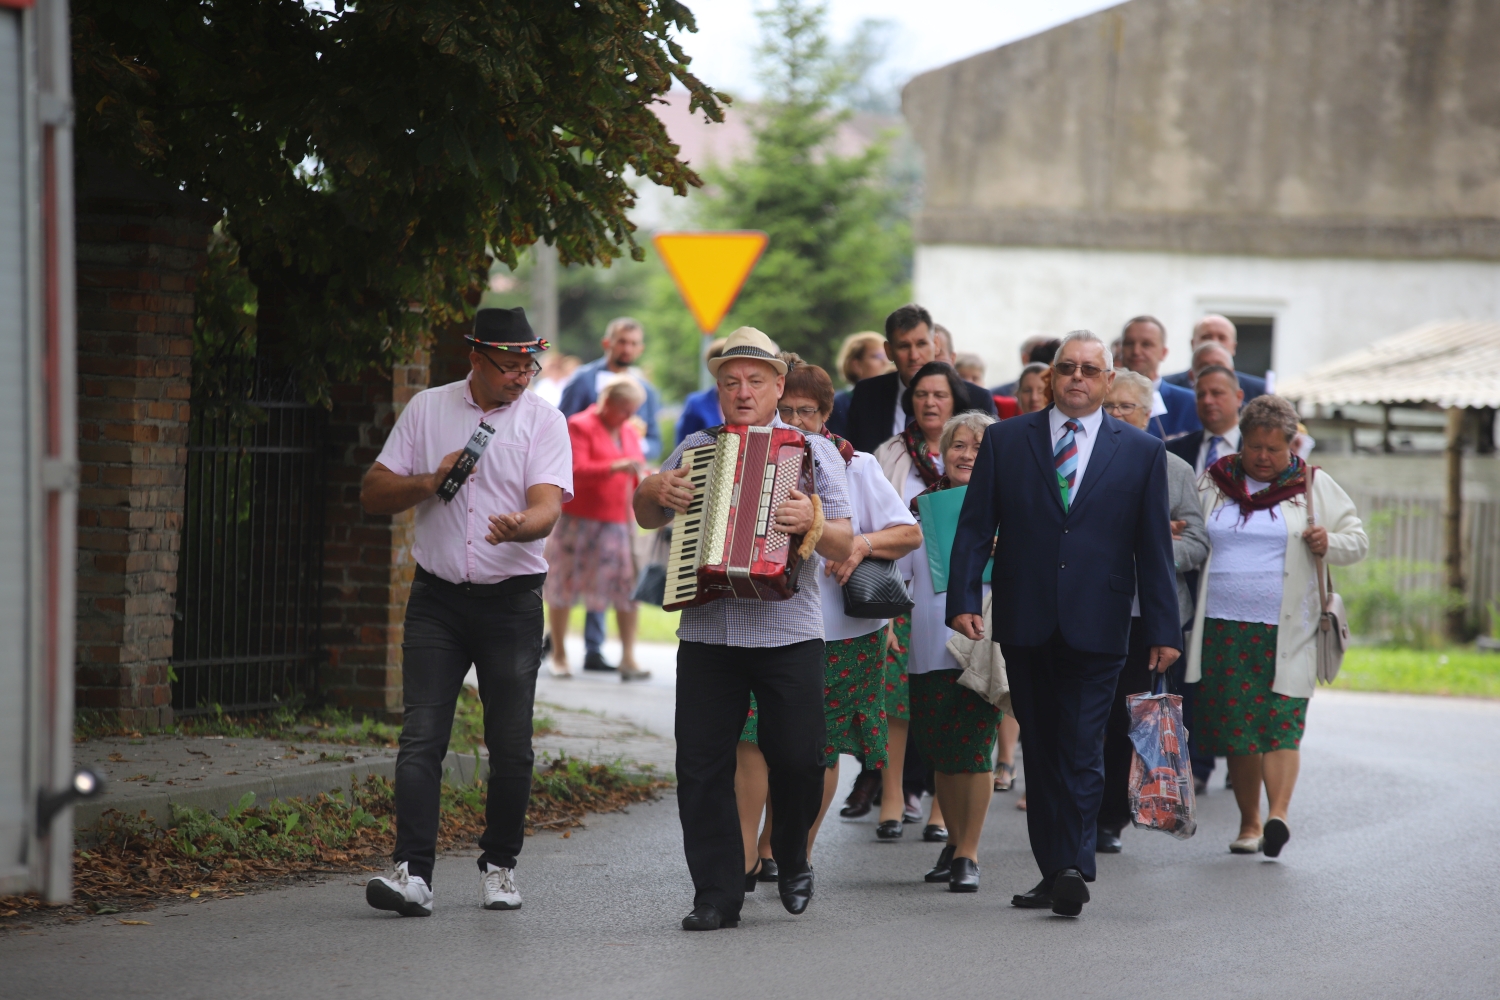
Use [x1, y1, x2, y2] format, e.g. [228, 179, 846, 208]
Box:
[1150, 379, 1200, 440]
[946, 406, 1182, 657]
[1163, 368, 1267, 404]
[559, 358, 663, 460]
[845, 370, 997, 454]
[1166, 429, 1204, 471]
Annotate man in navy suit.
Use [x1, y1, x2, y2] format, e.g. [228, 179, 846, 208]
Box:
[1118, 316, 1198, 440]
[947, 331, 1181, 917]
[1162, 314, 1267, 402]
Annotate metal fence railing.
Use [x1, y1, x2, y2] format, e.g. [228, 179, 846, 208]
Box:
[172, 361, 326, 714]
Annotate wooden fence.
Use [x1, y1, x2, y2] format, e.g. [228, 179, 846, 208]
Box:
[1342, 491, 1500, 637]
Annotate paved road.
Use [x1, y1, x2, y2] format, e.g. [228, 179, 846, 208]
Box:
[6, 689, 1497, 999]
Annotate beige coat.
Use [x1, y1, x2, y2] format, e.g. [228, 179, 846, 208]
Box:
[873, 435, 913, 494]
[1185, 467, 1368, 699]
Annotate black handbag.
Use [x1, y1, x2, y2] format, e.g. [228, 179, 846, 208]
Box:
[841, 557, 914, 619]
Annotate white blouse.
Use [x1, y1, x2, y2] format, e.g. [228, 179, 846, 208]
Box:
[1203, 477, 1288, 625]
[896, 458, 986, 676]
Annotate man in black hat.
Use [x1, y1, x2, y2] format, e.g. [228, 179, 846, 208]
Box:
[360, 306, 574, 917]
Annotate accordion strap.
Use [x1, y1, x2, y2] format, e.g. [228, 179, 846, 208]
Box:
[798, 494, 825, 559]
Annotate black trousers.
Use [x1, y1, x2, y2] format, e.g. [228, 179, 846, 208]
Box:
[675, 639, 827, 918]
[1099, 619, 1156, 832]
[392, 574, 543, 885]
[1002, 629, 1126, 882]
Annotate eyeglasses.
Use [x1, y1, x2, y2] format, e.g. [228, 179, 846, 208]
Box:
[478, 350, 541, 380]
[1054, 361, 1111, 379]
[1103, 401, 1141, 415]
[777, 405, 822, 421]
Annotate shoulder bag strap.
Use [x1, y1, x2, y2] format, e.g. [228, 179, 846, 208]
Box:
[1307, 465, 1330, 613]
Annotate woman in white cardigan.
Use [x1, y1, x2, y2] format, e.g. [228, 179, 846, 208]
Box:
[1185, 395, 1367, 858]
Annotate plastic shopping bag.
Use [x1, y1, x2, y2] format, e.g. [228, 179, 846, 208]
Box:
[1126, 675, 1197, 840]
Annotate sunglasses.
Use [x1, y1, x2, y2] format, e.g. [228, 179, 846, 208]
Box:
[1053, 361, 1111, 379]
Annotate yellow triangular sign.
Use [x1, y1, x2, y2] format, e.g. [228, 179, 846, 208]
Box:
[653, 231, 768, 333]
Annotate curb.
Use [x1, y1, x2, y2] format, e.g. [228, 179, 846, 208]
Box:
[74, 750, 492, 839]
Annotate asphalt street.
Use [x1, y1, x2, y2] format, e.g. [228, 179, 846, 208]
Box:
[4, 686, 1497, 1000]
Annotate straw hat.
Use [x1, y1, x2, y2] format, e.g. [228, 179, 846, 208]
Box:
[706, 326, 786, 377]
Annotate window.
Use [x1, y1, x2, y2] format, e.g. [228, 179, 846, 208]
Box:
[1224, 316, 1274, 377]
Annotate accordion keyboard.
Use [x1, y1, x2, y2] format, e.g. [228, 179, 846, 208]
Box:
[664, 443, 720, 609]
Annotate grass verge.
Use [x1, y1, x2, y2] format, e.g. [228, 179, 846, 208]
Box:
[1332, 646, 1500, 698]
[76, 687, 554, 751]
[0, 755, 666, 928]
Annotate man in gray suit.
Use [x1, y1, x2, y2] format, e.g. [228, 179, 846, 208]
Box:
[1096, 370, 1209, 852]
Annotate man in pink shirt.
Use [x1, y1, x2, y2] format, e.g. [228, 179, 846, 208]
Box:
[359, 306, 573, 917]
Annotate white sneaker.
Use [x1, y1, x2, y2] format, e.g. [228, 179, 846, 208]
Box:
[366, 862, 433, 916]
[480, 863, 522, 910]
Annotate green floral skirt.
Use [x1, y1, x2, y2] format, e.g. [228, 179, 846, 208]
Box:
[1196, 618, 1309, 755]
[909, 669, 1001, 774]
[883, 615, 911, 722]
[740, 629, 889, 769]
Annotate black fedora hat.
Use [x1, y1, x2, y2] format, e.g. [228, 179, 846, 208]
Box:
[467, 306, 550, 354]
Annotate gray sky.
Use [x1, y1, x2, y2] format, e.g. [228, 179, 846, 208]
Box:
[674, 0, 1124, 99]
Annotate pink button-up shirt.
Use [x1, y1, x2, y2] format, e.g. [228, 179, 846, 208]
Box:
[376, 375, 573, 584]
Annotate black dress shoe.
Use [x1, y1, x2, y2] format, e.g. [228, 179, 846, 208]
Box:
[582, 650, 616, 672]
[902, 793, 924, 825]
[778, 865, 814, 915]
[923, 824, 948, 843]
[1262, 817, 1290, 858]
[924, 844, 956, 883]
[839, 770, 880, 818]
[875, 819, 903, 840]
[756, 857, 779, 882]
[682, 904, 738, 930]
[744, 859, 762, 893]
[1095, 825, 1122, 854]
[1051, 868, 1090, 917]
[1011, 878, 1053, 908]
[948, 857, 980, 893]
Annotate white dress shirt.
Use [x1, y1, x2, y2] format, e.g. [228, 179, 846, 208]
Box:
[1195, 424, 1242, 476]
[1048, 404, 1105, 499]
[891, 381, 910, 437]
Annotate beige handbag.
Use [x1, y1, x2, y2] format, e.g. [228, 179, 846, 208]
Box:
[1307, 467, 1349, 684]
[946, 592, 1012, 714]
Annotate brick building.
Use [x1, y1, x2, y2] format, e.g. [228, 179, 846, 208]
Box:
[74, 164, 449, 725]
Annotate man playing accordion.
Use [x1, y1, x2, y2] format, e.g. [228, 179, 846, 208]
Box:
[634, 327, 853, 931]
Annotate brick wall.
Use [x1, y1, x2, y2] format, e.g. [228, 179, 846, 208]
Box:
[321, 352, 430, 719]
[73, 167, 215, 728]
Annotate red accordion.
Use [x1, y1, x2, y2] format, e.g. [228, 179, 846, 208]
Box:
[663, 425, 814, 610]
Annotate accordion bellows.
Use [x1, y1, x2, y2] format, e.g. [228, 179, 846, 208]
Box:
[664, 425, 813, 610]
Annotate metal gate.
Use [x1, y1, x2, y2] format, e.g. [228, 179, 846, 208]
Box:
[172, 362, 326, 714]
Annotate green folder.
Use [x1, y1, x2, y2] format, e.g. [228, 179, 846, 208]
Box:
[918, 485, 992, 594]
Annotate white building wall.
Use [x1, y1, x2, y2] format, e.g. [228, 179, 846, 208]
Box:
[915, 244, 1500, 386]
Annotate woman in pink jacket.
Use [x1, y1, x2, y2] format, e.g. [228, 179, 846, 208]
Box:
[543, 376, 650, 680]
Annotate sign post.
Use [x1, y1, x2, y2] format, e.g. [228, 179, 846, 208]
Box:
[652, 231, 768, 389]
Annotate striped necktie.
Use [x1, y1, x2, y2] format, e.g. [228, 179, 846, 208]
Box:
[1054, 418, 1079, 510]
[1204, 435, 1223, 472]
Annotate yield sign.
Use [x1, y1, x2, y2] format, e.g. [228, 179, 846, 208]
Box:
[652, 231, 768, 333]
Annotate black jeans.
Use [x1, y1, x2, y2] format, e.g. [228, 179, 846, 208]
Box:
[392, 574, 543, 886]
[1002, 629, 1126, 883]
[675, 639, 827, 919]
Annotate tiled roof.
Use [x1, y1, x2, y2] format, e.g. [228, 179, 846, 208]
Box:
[1278, 320, 1500, 410]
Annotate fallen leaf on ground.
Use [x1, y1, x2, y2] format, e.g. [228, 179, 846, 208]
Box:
[123, 774, 150, 782]
[117, 919, 151, 926]
[107, 753, 125, 762]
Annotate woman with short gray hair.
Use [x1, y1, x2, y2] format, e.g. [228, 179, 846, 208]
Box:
[1095, 370, 1208, 853]
[1185, 394, 1367, 858]
[902, 410, 1004, 891]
